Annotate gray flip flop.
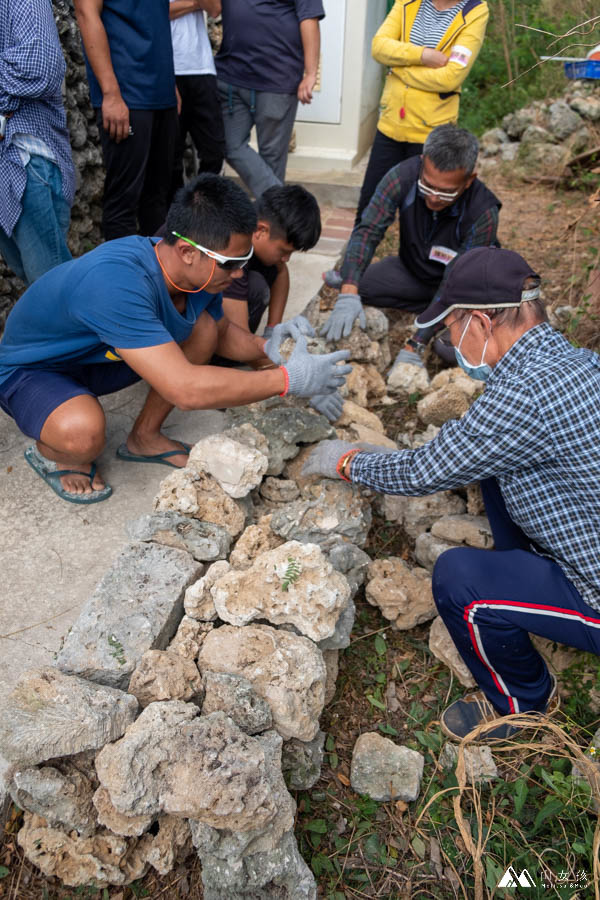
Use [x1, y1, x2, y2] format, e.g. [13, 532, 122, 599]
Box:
[24, 445, 112, 505]
[116, 440, 191, 467]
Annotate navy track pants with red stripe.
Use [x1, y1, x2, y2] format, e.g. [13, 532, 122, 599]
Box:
[432, 478, 600, 715]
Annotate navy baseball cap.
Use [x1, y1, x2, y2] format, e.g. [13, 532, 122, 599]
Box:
[415, 247, 541, 328]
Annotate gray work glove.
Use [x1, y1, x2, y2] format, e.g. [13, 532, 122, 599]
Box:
[263, 315, 316, 365]
[320, 293, 366, 342]
[302, 439, 397, 480]
[262, 325, 274, 340]
[284, 335, 351, 398]
[309, 390, 344, 423]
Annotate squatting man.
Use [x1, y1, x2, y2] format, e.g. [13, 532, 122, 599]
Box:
[0, 175, 350, 505]
[305, 246, 600, 741]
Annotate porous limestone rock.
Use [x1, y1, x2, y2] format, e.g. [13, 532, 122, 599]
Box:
[259, 477, 300, 503]
[17, 812, 148, 886]
[379, 491, 466, 538]
[364, 306, 389, 340]
[317, 596, 355, 651]
[428, 616, 475, 688]
[128, 650, 204, 707]
[466, 482, 485, 516]
[415, 532, 456, 572]
[95, 703, 279, 828]
[282, 731, 326, 791]
[190, 730, 295, 862]
[431, 514, 493, 549]
[202, 672, 273, 734]
[322, 649, 339, 705]
[570, 95, 600, 121]
[0, 668, 138, 766]
[229, 515, 284, 569]
[335, 328, 385, 369]
[93, 786, 154, 837]
[139, 814, 192, 875]
[365, 558, 436, 630]
[198, 624, 326, 741]
[270, 480, 372, 548]
[184, 559, 231, 620]
[363, 363, 387, 398]
[223, 422, 270, 458]
[387, 361, 431, 397]
[327, 539, 371, 597]
[350, 733, 424, 802]
[548, 99, 583, 139]
[197, 828, 316, 900]
[187, 433, 268, 498]
[168, 615, 213, 660]
[225, 403, 334, 476]
[417, 384, 471, 426]
[56, 543, 202, 689]
[341, 364, 369, 407]
[338, 400, 385, 433]
[339, 421, 397, 449]
[439, 743, 498, 783]
[532, 636, 580, 674]
[211, 540, 351, 643]
[153, 468, 247, 536]
[10, 765, 97, 837]
[127, 511, 231, 561]
[402, 423, 440, 449]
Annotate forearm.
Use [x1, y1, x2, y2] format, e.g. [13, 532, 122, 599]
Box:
[266, 266, 289, 326]
[371, 5, 422, 67]
[177, 364, 285, 409]
[215, 318, 268, 362]
[299, 18, 320, 78]
[74, 3, 122, 99]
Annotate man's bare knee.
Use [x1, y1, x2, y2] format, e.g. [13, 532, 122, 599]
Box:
[40, 396, 106, 460]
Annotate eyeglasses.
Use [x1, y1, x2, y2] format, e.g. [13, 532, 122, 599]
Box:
[417, 178, 461, 203]
[171, 231, 254, 270]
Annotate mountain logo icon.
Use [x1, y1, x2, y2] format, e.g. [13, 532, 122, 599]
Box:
[498, 867, 537, 888]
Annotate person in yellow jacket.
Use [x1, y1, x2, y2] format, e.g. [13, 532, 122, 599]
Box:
[324, 0, 488, 289]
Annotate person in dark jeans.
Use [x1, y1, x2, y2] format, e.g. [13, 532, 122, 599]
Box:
[169, 0, 225, 198]
[74, 0, 178, 239]
[320, 126, 500, 372]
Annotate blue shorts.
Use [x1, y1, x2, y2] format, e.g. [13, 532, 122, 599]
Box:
[0, 363, 141, 440]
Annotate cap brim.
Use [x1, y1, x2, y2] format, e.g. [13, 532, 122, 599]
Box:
[414, 299, 450, 328]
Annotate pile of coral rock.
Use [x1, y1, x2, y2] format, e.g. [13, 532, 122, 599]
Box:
[478, 80, 600, 174]
[0, 311, 510, 896]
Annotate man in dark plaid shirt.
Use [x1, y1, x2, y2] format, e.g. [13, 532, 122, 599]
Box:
[321, 124, 500, 370]
[306, 247, 600, 741]
[0, 0, 75, 285]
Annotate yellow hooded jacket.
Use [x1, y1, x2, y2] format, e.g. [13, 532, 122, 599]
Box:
[373, 0, 489, 144]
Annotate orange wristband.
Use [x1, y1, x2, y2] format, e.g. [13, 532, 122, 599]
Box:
[279, 367, 290, 397]
[336, 449, 360, 482]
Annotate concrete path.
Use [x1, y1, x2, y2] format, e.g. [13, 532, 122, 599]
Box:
[0, 229, 349, 810]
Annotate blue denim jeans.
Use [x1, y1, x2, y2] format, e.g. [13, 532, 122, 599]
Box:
[0, 154, 72, 285]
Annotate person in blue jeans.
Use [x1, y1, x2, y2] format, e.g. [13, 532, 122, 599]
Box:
[302, 246, 600, 741]
[0, 0, 75, 285]
[215, 0, 324, 198]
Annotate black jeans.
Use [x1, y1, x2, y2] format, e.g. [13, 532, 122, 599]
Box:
[97, 107, 178, 240]
[355, 129, 423, 226]
[171, 74, 226, 199]
[359, 255, 438, 343]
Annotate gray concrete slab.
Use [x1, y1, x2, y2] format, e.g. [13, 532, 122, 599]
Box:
[0, 245, 335, 819]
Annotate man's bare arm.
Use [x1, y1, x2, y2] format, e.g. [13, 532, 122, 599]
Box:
[74, 0, 129, 142]
[265, 263, 289, 327]
[297, 18, 320, 104]
[116, 341, 284, 410]
[169, 0, 221, 20]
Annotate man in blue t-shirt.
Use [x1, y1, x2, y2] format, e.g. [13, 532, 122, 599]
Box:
[216, 0, 324, 198]
[0, 175, 351, 505]
[74, 0, 178, 240]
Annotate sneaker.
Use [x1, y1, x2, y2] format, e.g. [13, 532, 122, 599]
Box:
[432, 328, 456, 364]
[440, 676, 559, 742]
[322, 268, 343, 290]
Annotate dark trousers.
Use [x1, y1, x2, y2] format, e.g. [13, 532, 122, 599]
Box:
[355, 130, 423, 226]
[97, 107, 178, 240]
[432, 477, 600, 714]
[359, 255, 438, 343]
[171, 74, 225, 199]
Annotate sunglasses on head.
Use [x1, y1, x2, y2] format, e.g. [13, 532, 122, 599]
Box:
[171, 231, 254, 270]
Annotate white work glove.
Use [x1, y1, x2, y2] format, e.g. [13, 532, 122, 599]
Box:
[309, 390, 344, 422]
[283, 335, 351, 398]
[320, 293, 366, 342]
[263, 315, 315, 365]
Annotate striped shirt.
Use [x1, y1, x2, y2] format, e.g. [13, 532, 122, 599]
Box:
[0, 0, 75, 236]
[351, 324, 600, 612]
[410, 0, 468, 48]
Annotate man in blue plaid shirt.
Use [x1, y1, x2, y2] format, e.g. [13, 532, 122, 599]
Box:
[304, 246, 600, 741]
[0, 0, 75, 285]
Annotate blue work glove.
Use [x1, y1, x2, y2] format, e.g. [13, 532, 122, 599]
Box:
[309, 390, 344, 423]
[264, 315, 316, 365]
[302, 439, 397, 480]
[284, 335, 351, 398]
[320, 293, 366, 342]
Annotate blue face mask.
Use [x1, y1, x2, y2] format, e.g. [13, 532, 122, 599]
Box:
[454, 314, 492, 382]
